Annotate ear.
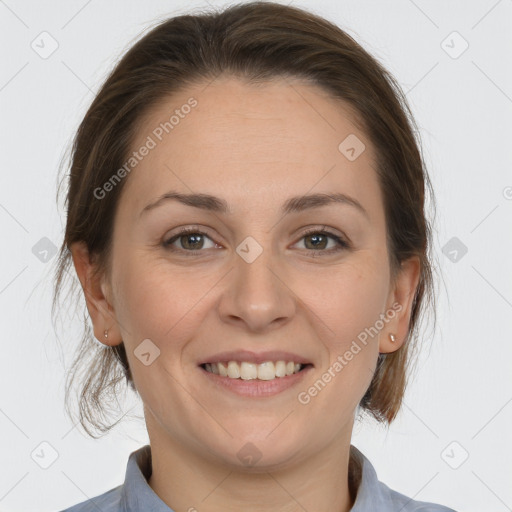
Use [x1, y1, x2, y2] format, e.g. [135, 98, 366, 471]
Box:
[379, 255, 421, 354]
[70, 241, 122, 347]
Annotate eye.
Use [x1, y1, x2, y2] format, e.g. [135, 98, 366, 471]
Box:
[163, 227, 218, 254]
[162, 225, 350, 256]
[294, 227, 350, 255]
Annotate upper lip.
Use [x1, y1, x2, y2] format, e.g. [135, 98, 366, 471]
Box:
[198, 350, 313, 366]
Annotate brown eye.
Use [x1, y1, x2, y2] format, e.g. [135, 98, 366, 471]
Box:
[162, 226, 349, 257]
[296, 228, 349, 254]
[163, 229, 217, 254]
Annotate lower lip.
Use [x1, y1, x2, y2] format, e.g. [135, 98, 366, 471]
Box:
[199, 365, 313, 398]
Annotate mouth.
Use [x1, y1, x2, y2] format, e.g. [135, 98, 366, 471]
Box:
[200, 360, 313, 381]
[197, 351, 314, 398]
[198, 359, 314, 400]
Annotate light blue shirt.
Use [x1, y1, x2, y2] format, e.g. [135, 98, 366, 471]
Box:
[59, 444, 457, 511]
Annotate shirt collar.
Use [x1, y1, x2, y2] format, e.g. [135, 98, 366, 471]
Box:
[349, 444, 393, 509]
[121, 443, 391, 511]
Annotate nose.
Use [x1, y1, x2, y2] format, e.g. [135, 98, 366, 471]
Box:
[217, 245, 296, 333]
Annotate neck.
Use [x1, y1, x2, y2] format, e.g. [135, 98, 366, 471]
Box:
[146, 420, 358, 512]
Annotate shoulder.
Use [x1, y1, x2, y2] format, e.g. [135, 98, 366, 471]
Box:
[379, 480, 458, 511]
[350, 444, 458, 512]
[57, 444, 157, 511]
[56, 484, 122, 512]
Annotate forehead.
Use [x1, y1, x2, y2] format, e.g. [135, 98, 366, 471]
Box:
[120, 76, 382, 220]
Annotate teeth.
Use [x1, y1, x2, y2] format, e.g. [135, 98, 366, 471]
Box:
[218, 362, 228, 377]
[257, 362, 276, 381]
[240, 362, 258, 380]
[227, 361, 241, 378]
[275, 360, 287, 377]
[204, 360, 305, 380]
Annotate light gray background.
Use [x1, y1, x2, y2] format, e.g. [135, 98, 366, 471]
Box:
[1, 1, 511, 511]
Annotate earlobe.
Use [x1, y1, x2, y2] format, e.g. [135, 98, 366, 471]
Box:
[70, 241, 121, 346]
[379, 256, 421, 354]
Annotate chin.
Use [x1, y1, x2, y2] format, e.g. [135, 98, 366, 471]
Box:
[202, 421, 307, 471]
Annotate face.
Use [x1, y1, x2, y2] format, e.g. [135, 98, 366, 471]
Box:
[75, 76, 419, 470]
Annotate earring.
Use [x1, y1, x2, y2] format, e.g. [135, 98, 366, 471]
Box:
[389, 333, 396, 343]
[104, 329, 109, 339]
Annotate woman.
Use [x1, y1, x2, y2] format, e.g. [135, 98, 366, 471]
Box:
[54, 2, 457, 510]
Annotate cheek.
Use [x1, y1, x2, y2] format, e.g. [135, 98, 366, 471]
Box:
[112, 255, 216, 349]
[111, 260, 205, 407]
[298, 258, 386, 400]
[295, 258, 388, 345]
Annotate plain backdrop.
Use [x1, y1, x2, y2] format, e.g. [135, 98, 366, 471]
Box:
[1, 1, 511, 511]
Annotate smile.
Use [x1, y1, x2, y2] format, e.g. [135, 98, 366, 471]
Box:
[199, 360, 313, 398]
[201, 360, 311, 380]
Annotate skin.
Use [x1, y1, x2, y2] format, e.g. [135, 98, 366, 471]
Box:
[71, 76, 420, 512]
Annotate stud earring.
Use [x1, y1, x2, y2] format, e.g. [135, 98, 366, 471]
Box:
[389, 333, 396, 343]
[104, 329, 109, 339]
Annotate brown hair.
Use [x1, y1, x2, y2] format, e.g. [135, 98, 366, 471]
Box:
[52, 1, 438, 438]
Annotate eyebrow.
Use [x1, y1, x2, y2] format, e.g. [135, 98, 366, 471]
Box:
[139, 191, 369, 220]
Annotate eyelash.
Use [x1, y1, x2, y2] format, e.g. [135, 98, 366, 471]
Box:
[162, 226, 350, 257]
